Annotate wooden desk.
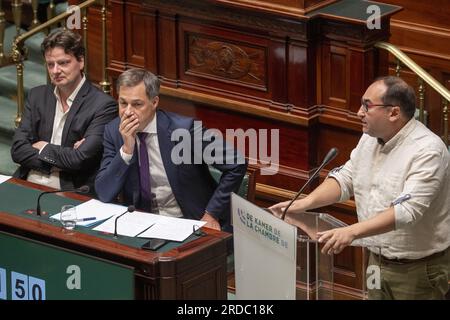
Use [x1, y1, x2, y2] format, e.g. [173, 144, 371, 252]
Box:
[0, 178, 231, 299]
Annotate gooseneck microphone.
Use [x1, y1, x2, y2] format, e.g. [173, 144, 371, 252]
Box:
[36, 185, 90, 216]
[114, 205, 135, 238]
[281, 148, 339, 220]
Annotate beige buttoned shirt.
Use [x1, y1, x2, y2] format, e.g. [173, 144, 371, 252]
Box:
[329, 119, 450, 259]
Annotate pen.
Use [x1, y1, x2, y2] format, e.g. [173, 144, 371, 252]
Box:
[76, 217, 96, 222]
[136, 223, 156, 237]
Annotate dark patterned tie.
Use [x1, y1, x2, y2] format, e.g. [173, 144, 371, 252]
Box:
[137, 132, 151, 212]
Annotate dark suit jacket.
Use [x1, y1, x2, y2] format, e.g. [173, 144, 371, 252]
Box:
[11, 80, 118, 193]
[95, 110, 247, 230]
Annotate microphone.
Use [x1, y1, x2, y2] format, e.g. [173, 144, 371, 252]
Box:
[35, 185, 90, 216]
[281, 148, 339, 220]
[114, 205, 135, 238]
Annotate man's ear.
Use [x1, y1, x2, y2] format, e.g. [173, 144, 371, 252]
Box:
[389, 105, 402, 122]
[152, 96, 159, 109]
[79, 56, 85, 71]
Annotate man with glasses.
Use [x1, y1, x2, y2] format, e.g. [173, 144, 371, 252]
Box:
[270, 76, 449, 299]
[11, 30, 117, 194]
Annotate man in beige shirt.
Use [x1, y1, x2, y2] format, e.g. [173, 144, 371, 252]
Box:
[270, 76, 449, 299]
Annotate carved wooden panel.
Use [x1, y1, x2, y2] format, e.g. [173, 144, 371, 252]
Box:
[179, 22, 272, 100]
[186, 34, 267, 90]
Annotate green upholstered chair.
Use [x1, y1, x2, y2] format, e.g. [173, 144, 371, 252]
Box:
[208, 166, 257, 202]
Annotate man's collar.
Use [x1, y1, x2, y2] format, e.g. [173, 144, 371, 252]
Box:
[140, 112, 157, 135]
[379, 118, 416, 153]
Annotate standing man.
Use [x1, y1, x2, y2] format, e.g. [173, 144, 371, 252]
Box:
[95, 68, 247, 231]
[11, 30, 117, 194]
[270, 76, 449, 299]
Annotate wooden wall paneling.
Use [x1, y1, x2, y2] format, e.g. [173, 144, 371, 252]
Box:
[317, 124, 360, 170]
[215, 0, 338, 15]
[389, 22, 450, 60]
[383, 0, 450, 34]
[287, 40, 315, 111]
[330, 45, 348, 108]
[109, 0, 126, 75]
[158, 94, 312, 193]
[85, 6, 113, 85]
[317, 15, 391, 124]
[349, 47, 372, 114]
[179, 263, 225, 299]
[267, 36, 288, 110]
[158, 12, 179, 86]
[321, 43, 348, 111]
[125, 3, 157, 70]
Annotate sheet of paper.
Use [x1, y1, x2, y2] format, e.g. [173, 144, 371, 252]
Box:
[0, 175, 12, 184]
[137, 216, 206, 242]
[93, 211, 160, 237]
[50, 199, 127, 227]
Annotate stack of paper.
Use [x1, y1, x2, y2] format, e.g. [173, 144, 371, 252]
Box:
[94, 211, 206, 242]
[50, 199, 128, 227]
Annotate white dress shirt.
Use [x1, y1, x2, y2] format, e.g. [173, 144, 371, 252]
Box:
[120, 115, 182, 217]
[329, 119, 450, 259]
[27, 76, 86, 189]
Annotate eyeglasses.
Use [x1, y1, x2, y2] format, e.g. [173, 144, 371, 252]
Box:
[361, 99, 394, 112]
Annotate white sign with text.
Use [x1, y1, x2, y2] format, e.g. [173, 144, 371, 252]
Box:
[232, 193, 297, 299]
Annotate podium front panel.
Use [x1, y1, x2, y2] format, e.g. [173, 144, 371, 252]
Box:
[0, 232, 134, 300]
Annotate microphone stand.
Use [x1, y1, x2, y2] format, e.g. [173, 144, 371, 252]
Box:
[281, 148, 338, 220]
[114, 205, 135, 238]
[35, 185, 90, 216]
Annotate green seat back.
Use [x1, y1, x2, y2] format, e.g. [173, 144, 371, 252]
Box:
[208, 166, 249, 199]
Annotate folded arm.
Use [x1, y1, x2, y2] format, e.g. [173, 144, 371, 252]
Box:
[11, 96, 52, 174]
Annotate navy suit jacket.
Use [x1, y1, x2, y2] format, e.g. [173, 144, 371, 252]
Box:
[11, 80, 118, 193]
[95, 109, 247, 230]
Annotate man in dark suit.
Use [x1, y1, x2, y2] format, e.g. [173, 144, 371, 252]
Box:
[11, 30, 117, 194]
[95, 68, 247, 231]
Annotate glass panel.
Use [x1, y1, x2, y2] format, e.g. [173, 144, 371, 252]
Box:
[288, 212, 383, 300]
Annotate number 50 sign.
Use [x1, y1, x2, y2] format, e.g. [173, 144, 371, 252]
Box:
[0, 268, 46, 300]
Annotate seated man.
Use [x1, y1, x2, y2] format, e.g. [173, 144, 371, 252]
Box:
[95, 68, 247, 231]
[11, 30, 117, 194]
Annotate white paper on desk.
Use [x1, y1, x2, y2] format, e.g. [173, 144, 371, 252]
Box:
[50, 199, 126, 227]
[137, 215, 206, 242]
[0, 174, 12, 184]
[93, 211, 160, 237]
